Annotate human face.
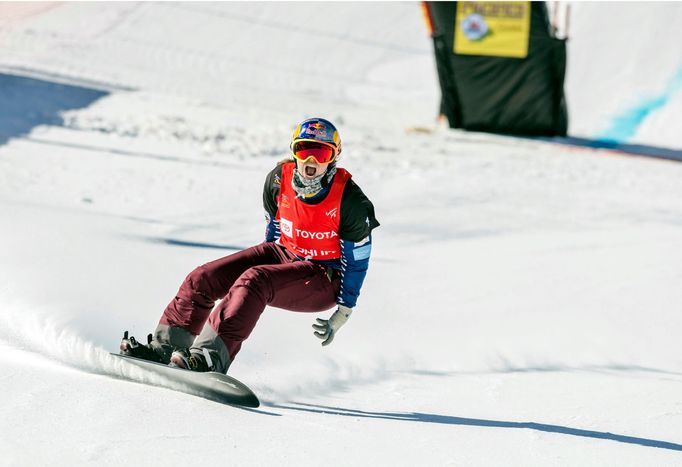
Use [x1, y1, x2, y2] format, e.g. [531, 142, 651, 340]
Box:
[296, 158, 330, 180]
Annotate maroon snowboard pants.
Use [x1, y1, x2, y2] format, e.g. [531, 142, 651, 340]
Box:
[159, 242, 339, 367]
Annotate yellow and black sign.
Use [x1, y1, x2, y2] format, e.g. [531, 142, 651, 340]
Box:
[454, 1, 530, 58]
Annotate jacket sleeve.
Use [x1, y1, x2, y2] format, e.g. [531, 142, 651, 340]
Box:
[336, 180, 379, 308]
[263, 164, 283, 242]
[337, 235, 372, 308]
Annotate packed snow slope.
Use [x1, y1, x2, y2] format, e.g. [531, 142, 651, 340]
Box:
[565, 2, 682, 149]
[1, 3, 682, 466]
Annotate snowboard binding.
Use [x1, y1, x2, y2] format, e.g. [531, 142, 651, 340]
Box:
[169, 347, 213, 373]
[119, 331, 166, 364]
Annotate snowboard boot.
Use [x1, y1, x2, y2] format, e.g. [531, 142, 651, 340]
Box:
[119, 331, 171, 364]
[169, 347, 212, 372]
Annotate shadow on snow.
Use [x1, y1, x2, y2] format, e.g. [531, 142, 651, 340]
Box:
[269, 402, 682, 452]
[142, 236, 246, 251]
[0, 73, 109, 146]
[530, 135, 682, 163]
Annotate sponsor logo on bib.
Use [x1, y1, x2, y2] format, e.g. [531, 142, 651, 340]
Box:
[280, 218, 293, 237]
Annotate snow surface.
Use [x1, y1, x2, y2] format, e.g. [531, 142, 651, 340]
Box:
[1, 2, 682, 466]
[563, 2, 682, 149]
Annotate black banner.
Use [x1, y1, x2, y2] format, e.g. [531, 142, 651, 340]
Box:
[426, 2, 568, 136]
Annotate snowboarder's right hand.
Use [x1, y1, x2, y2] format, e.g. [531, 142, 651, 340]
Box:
[312, 305, 353, 346]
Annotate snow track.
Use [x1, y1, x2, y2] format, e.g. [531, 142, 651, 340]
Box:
[1, 3, 682, 466]
[0, 301, 217, 401]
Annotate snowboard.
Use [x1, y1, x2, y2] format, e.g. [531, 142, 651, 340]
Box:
[110, 353, 260, 408]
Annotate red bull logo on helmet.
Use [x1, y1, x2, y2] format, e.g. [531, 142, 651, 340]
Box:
[291, 118, 341, 155]
[303, 122, 328, 138]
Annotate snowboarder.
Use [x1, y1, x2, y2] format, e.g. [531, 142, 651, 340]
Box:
[120, 117, 379, 374]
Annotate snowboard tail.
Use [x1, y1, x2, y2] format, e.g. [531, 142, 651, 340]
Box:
[111, 353, 259, 408]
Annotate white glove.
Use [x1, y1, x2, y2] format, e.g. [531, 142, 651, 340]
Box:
[312, 305, 353, 346]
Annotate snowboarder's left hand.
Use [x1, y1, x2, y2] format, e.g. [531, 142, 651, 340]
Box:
[312, 305, 353, 346]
